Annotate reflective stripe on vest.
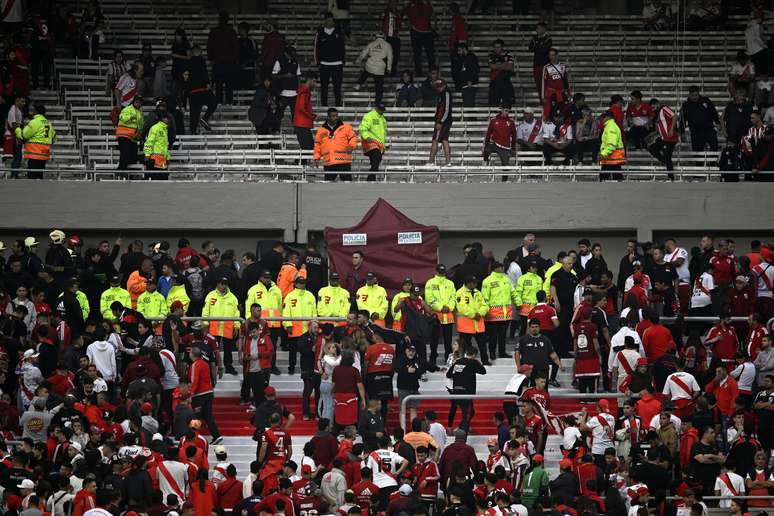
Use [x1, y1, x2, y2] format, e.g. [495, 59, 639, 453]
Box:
[601, 148, 626, 165]
[486, 304, 513, 321]
[434, 311, 455, 325]
[23, 142, 51, 160]
[116, 125, 138, 139]
[457, 315, 485, 334]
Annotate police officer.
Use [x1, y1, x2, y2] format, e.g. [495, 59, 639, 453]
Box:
[14, 102, 56, 178]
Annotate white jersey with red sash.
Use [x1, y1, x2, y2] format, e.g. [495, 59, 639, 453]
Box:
[663, 371, 699, 417]
[586, 412, 615, 455]
[157, 460, 189, 502]
[542, 62, 568, 95]
[611, 349, 639, 384]
[753, 262, 774, 299]
[714, 471, 745, 508]
[657, 106, 679, 143]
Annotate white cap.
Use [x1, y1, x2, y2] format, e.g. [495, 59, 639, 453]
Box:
[215, 445, 227, 455]
[523, 107, 535, 114]
[23, 349, 39, 360]
[399, 484, 412, 496]
[70, 442, 82, 452]
[0, 241, 5, 252]
[17, 479, 35, 490]
[24, 237, 39, 248]
[152, 433, 164, 441]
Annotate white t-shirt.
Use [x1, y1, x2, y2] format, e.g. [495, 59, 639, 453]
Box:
[585, 413, 615, 454]
[730, 361, 756, 392]
[662, 371, 699, 400]
[648, 413, 682, 435]
[609, 327, 645, 361]
[562, 426, 582, 449]
[366, 449, 404, 488]
[714, 471, 745, 508]
[506, 262, 522, 287]
[428, 422, 447, 453]
[664, 247, 690, 282]
[676, 501, 708, 516]
[539, 121, 556, 141]
[690, 272, 715, 308]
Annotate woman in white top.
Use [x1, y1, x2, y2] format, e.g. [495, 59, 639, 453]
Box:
[6, 285, 36, 335]
[319, 341, 341, 422]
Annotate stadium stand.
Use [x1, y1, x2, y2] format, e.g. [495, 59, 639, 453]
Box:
[1, 0, 774, 515]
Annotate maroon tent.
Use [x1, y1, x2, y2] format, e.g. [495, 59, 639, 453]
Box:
[324, 198, 440, 296]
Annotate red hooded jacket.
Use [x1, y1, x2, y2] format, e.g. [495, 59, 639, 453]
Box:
[293, 84, 316, 128]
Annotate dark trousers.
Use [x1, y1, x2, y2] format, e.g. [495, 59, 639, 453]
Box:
[357, 70, 385, 104]
[488, 74, 514, 107]
[751, 49, 769, 76]
[275, 95, 297, 127]
[324, 162, 352, 181]
[627, 125, 650, 149]
[487, 320, 509, 357]
[221, 337, 236, 370]
[287, 336, 298, 371]
[192, 393, 220, 439]
[189, 90, 218, 134]
[600, 163, 623, 181]
[575, 139, 599, 164]
[246, 370, 269, 407]
[27, 159, 46, 179]
[212, 62, 237, 104]
[543, 143, 575, 164]
[269, 328, 283, 369]
[459, 332, 488, 362]
[410, 30, 435, 75]
[434, 323, 453, 361]
[295, 127, 315, 164]
[455, 398, 475, 431]
[462, 86, 477, 107]
[31, 49, 53, 89]
[117, 138, 138, 169]
[648, 139, 676, 177]
[578, 377, 597, 393]
[160, 388, 174, 426]
[386, 37, 400, 75]
[365, 148, 382, 181]
[145, 160, 168, 180]
[690, 127, 719, 151]
[320, 64, 344, 106]
[556, 308, 573, 357]
[302, 371, 321, 417]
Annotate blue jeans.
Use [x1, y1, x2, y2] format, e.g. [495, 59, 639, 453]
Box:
[320, 380, 334, 422]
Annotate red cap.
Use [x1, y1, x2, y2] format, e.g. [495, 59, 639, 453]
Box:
[532, 454, 544, 463]
[636, 357, 648, 367]
[6, 495, 21, 510]
[301, 464, 313, 474]
[598, 399, 611, 413]
[264, 386, 277, 396]
[141, 402, 153, 415]
[633, 271, 643, 281]
[518, 364, 533, 374]
[559, 459, 573, 470]
[170, 300, 184, 312]
[761, 246, 774, 264]
[125, 512, 139, 516]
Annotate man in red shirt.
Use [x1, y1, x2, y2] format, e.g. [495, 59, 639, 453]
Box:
[705, 314, 739, 370]
[242, 319, 274, 408]
[293, 72, 318, 155]
[412, 446, 440, 512]
[351, 466, 380, 515]
[259, 412, 292, 495]
[641, 313, 675, 362]
[710, 239, 737, 292]
[527, 291, 559, 342]
[648, 98, 679, 178]
[521, 400, 546, 453]
[188, 346, 222, 445]
[706, 365, 739, 418]
[364, 334, 395, 420]
[625, 90, 654, 150]
[483, 104, 517, 166]
[747, 313, 767, 359]
[256, 477, 296, 516]
[216, 464, 242, 510]
[403, 0, 435, 76]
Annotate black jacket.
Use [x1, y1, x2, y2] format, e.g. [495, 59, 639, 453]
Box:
[446, 357, 486, 394]
[451, 52, 479, 90]
[302, 251, 328, 296]
[58, 291, 84, 336]
[273, 54, 300, 94]
[357, 409, 384, 446]
[44, 245, 74, 286]
[249, 86, 274, 128]
[401, 302, 438, 345]
[617, 253, 643, 294]
[395, 354, 424, 390]
[188, 55, 210, 90]
[241, 263, 263, 303]
[297, 331, 319, 373]
[548, 471, 579, 502]
[314, 27, 346, 64]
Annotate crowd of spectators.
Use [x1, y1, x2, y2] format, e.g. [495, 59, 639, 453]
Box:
[4, 1, 774, 176]
[0, 229, 771, 514]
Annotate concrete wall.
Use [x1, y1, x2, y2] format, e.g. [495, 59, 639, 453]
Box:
[0, 181, 770, 278]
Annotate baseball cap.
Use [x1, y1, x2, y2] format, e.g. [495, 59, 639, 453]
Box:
[170, 300, 185, 312]
[24, 237, 39, 248]
[453, 429, 467, 441]
[141, 402, 153, 415]
[330, 272, 340, 280]
[403, 277, 413, 284]
[523, 107, 535, 114]
[559, 458, 573, 469]
[264, 386, 277, 396]
[598, 399, 611, 413]
[152, 433, 164, 441]
[23, 349, 39, 360]
[366, 271, 376, 280]
[375, 102, 387, 111]
[632, 260, 642, 267]
[301, 464, 313, 474]
[436, 264, 446, 273]
[406, 344, 416, 351]
[110, 274, 120, 283]
[735, 275, 749, 283]
[260, 270, 272, 278]
[532, 454, 544, 463]
[218, 276, 229, 284]
[215, 445, 227, 455]
[582, 287, 593, 296]
[17, 479, 35, 490]
[518, 364, 533, 374]
[399, 484, 413, 496]
[411, 285, 421, 294]
[294, 276, 306, 284]
[636, 357, 648, 366]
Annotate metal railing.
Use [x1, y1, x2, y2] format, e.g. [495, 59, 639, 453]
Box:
[399, 393, 626, 431]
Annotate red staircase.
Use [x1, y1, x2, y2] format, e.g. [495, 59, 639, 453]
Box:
[212, 396, 617, 436]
